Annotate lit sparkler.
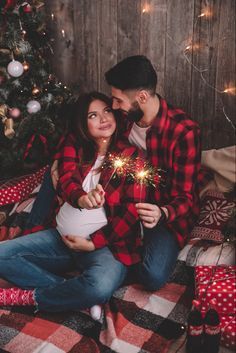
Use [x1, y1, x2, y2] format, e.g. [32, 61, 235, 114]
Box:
[102, 153, 132, 190]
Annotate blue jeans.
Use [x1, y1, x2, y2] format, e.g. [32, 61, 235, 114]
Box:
[137, 225, 179, 290]
[25, 168, 56, 229]
[0, 229, 127, 312]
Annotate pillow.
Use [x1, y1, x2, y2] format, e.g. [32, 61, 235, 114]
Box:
[190, 189, 235, 243]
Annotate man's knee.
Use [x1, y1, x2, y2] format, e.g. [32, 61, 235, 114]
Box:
[138, 264, 168, 291]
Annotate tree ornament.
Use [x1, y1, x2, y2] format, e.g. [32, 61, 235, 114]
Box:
[7, 60, 24, 77]
[2, 117, 15, 139]
[0, 104, 8, 119]
[19, 2, 32, 14]
[22, 61, 30, 71]
[9, 107, 21, 119]
[26, 100, 41, 114]
[32, 85, 41, 96]
[0, 104, 15, 139]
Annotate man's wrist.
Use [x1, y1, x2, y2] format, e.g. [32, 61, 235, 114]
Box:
[158, 207, 168, 224]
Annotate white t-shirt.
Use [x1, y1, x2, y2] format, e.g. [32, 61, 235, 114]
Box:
[56, 155, 108, 238]
[128, 123, 149, 155]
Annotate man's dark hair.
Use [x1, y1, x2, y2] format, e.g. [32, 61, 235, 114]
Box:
[105, 55, 157, 94]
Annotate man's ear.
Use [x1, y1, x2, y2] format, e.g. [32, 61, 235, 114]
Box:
[136, 90, 149, 105]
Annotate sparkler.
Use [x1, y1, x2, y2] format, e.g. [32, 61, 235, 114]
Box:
[102, 153, 132, 190]
[133, 158, 163, 202]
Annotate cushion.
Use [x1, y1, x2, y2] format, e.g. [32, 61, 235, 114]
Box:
[190, 189, 235, 243]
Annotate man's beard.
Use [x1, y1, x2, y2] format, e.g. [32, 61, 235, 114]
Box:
[126, 101, 144, 123]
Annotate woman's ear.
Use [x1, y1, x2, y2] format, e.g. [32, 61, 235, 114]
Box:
[136, 90, 149, 105]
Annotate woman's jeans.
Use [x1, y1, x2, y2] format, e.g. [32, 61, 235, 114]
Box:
[0, 229, 127, 312]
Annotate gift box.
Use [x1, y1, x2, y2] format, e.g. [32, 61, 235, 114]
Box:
[195, 265, 236, 315]
[0, 166, 48, 206]
[220, 315, 236, 350]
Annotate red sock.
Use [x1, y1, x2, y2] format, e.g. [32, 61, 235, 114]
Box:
[0, 287, 35, 306]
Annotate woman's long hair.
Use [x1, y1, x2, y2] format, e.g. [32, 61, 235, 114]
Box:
[68, 91, 120, 164]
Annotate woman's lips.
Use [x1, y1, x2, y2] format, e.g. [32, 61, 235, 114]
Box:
[99, 124, 112, 130]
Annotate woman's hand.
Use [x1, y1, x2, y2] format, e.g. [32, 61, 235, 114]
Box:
[136, 203, 168, 228]
[78, 184, 105, 209]
[61, 235, 95, 251]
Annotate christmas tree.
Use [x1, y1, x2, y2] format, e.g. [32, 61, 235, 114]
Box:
[0, 0, 71, 179]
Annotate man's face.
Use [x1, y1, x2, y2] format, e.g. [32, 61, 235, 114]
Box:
[111, 87, 144, 123]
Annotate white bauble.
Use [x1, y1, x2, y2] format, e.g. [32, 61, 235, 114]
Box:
[7, 60, 24, 77]
[26, 100, 41, 114]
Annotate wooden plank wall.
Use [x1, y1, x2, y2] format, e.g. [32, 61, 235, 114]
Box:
[45, 0, 235, 149]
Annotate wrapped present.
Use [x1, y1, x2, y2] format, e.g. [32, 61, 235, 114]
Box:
[195, 265, 236, 315]
[220, 315, 236, 350]
[0, 166, 48, 206]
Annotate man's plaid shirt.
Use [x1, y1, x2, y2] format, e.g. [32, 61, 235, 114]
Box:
[124, 95, 201, 248]
[57, 134, 146, 266]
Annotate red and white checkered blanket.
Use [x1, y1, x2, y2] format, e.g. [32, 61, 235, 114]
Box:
[0, 262, 193, 353]
[0, 170, 194, 353]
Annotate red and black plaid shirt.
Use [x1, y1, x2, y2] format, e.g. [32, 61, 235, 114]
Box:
[123, 95, 201, 248]
[56, 134, 146, 266]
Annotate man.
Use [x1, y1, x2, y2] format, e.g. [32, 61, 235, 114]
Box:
[105, 55, 201, 290]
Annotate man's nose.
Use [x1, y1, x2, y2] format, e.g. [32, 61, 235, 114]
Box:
[112, 101, 120, 110]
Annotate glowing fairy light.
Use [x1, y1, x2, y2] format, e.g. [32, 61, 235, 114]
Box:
[61, 29, 65, 37]
[51, 13, 55, 20]
[223, 87, 236, 95]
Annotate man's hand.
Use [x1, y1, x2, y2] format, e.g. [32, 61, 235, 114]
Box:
[51, 160, 59, 190]
[61, 235, 95, 251]
[136, 203, 168, 228]
[78, 184, 105, 209]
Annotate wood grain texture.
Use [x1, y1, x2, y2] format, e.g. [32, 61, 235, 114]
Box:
[45, 0, 235, 148]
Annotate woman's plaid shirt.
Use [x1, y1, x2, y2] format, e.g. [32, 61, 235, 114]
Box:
[124, 95, 201, 248]
[57, 134, 146, 266]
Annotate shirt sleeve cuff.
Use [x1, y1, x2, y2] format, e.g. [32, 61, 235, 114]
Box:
[70, 189, 87, 209]
[90, 231, 108, 249]
[163, 204, 176, 223]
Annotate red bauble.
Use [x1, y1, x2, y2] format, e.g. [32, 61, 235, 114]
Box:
[23, 3, 32, 13]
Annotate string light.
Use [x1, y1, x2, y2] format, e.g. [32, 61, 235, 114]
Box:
[142, 5, 150, 14]
[61, 29, 65, 37]
[223, 87, 236, 95]
[166, 8, 235, 131]
[51, 13, 55, 20]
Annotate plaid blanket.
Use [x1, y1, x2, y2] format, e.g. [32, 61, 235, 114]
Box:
[0, 261, 194, 353]
[0, 169, 194, 353]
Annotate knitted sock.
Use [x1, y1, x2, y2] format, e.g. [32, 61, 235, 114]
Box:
[0, 287, 35, 306]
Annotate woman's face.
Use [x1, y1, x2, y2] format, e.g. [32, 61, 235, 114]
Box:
[87, 99, 116, 143]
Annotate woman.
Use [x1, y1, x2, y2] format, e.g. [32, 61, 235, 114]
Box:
[0, 92, 145, 319]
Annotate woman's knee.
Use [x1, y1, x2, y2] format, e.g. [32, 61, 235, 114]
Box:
[0, 240, 17, 259]
[90, 275, 123, 303]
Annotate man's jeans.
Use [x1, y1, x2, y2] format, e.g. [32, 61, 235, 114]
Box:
[0, 229, 127, 312]
[137, 225, 179, 290]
